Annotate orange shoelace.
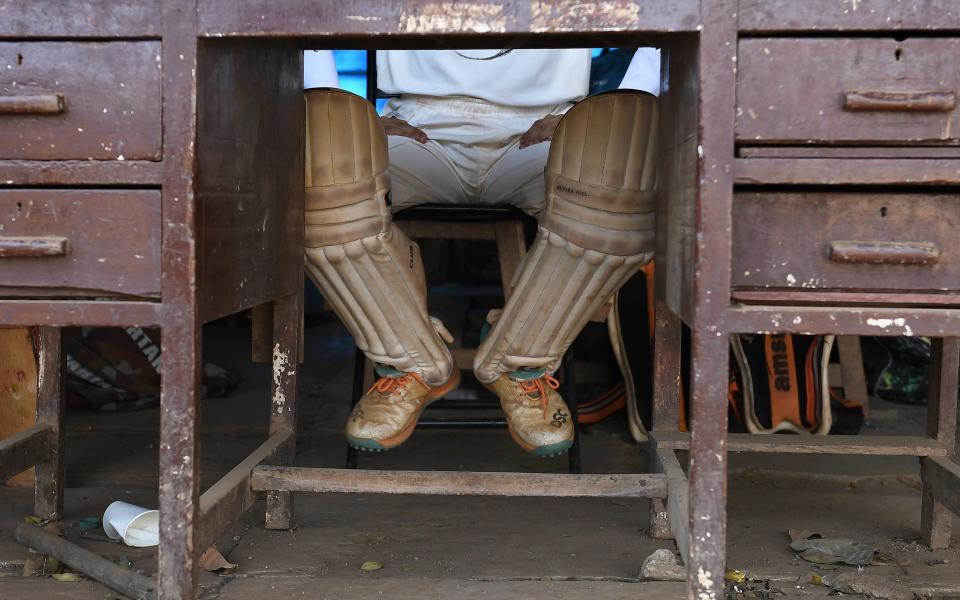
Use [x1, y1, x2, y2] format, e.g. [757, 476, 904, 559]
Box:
[368, 372, 429, 396]
[519, 375, 560, 418]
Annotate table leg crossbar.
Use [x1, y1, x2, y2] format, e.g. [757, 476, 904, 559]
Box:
[197, 431, 294, 550]
[0, 423, 50, 483]
[251, 466, 668, 499]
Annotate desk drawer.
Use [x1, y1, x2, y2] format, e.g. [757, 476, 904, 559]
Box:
[737, 38, 960, 145]
[732, 192, 960, 295]
[0, 190, 161, 298]
[0, 42, 161, 160]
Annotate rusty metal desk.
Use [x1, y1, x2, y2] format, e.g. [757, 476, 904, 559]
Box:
[2, 2, 959, 599]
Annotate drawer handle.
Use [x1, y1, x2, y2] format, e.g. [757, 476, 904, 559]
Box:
[843, 90, 956, 112]
[0, 236, 67, 258]
[0, 94, 65, 115]
[829, 241, 939, 266]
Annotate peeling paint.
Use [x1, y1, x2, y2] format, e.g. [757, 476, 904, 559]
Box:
[697, 567, 716, 600]
[399, 2, 505, 33]
[531, 0, 640, 32]
[272, 343, 291, 411]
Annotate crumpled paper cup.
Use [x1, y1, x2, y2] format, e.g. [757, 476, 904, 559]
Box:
[102, 501, 159, 547]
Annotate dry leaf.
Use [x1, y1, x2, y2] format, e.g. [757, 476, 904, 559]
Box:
[790, 538, 876, 566]
[360, 561, 383, 572]
[725, 569, 746, 583]
[787, 529, 821, 542]
[199, 547, 237, 572]
[822, 572, 913, 600]
[51, 573, 80, 582]
[44, 557, 61, 574]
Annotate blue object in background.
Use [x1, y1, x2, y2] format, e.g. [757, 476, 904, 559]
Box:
[332, 50, 388, 111]
[332, 49, 367, 72]
[589, 49, 636, 95]
[332, 50, 368, 96]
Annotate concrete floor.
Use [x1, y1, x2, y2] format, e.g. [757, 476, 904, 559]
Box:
[1, 318, 958, 599]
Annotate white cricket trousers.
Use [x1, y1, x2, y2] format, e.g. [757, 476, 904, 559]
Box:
[381, 95, 572, 217]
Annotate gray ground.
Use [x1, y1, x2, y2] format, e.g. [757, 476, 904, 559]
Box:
[1, 318, 958, 599]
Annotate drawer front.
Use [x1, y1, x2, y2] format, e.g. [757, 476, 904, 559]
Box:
[737, 38, 960, 145]
[732, 193, 960, 294]
[0, 1, 160, 38]
[0, 42, 161, 160]
[0, 190, 161, 297]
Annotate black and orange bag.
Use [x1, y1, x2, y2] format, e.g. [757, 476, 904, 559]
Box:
[729, 333, 833, 435]
[607, 263, 861, 438]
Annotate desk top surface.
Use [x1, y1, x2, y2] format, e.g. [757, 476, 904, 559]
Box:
[3, 0, 960, 40]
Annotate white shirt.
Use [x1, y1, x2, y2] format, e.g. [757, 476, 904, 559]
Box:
[303, 50, 339, 89]
[377, 49, 592, 107]
[304, 48, 661, 100]
[620, 48, 661, 96]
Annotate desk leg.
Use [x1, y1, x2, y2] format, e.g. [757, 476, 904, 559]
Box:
[650, 298, 683, 539]
[266, 291, 302, 530]
[158, 323, 201, 599]
[34, 327, 64, 521]
[652, 297, 682, 432]
[921, 337, 959, 549]
[687, 330, 728, 600]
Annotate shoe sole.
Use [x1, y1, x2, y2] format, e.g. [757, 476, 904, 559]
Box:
[508, 427, 574, 458]
[347, 370, 462, 452]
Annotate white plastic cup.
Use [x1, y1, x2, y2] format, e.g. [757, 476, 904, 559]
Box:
[102, 501, 159, 547]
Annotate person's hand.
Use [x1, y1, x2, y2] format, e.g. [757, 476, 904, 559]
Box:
[518, 114, 563, 149]
[379, 116, 429, 143]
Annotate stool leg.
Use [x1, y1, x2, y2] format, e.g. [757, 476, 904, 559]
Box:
[687, 330, 728, 600]
[562, 351, 581, 474]
[266, 291, 302, 530]
[34, 327, 64, 521]
[836, 336, 869, 415]
[649, 299, 682, 539]
[493, 220, 526, 298]
[921, 337, 959, 549]
[652, 297, 683, 432]
[158, 321, 201, 600]
[648, 497, 672, 540]
[345, 347, 366, 469]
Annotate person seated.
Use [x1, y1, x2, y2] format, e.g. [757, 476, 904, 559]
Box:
[303, 48, 660, 456]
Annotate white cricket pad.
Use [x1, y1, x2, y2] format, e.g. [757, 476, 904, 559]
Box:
[303, 89, 453, 384]
[474, 91, 658, 382]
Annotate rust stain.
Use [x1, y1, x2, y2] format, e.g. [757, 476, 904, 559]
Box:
[399, 2, 506, 33]
[531, 0, 640, 32]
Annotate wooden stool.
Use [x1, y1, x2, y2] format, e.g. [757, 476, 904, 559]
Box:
[344, 204, 582, 472]
[395, 204, 530, 373]
[830, 335, 870, 414]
